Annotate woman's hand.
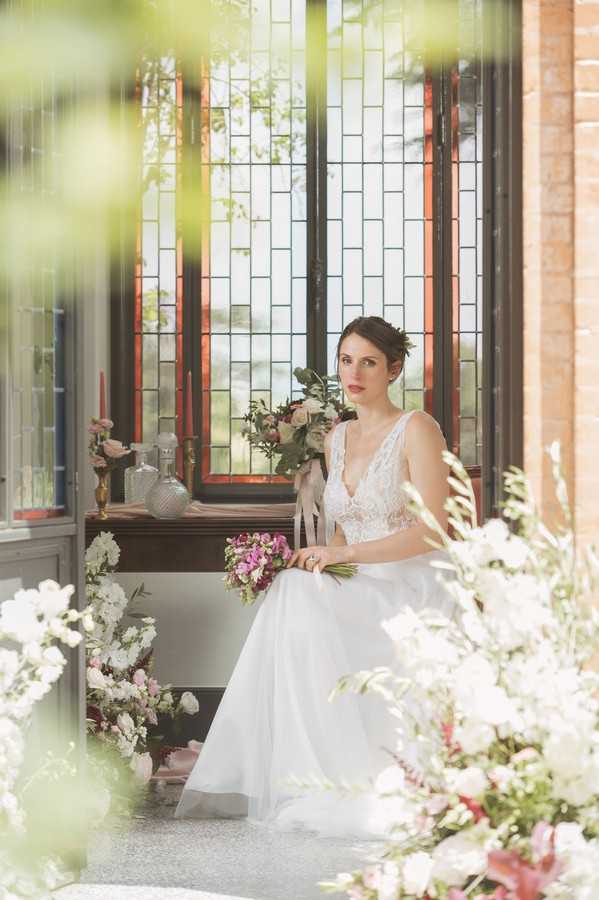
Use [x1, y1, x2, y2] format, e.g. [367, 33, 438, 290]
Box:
[286, 544, 350, 572]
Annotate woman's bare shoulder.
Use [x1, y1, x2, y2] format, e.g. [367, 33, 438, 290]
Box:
[405, 410, 446, 446]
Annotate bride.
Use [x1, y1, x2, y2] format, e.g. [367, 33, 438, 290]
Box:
[175, 315, 453, 838]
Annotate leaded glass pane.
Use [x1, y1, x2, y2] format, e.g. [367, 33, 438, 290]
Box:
[136, 58, 183, 456]
[11, 66, 67, 520]
[326, 0, 432, 415]
[455, 0, 483, 465]
[200, 0, 308, 481]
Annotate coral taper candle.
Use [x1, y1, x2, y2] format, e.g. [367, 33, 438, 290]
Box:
[185, 370, 194, 437]
[99, 370, 107, 419]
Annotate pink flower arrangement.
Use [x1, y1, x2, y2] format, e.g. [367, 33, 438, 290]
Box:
[224, 532, 293, 605]
[223, 531, 357, 605]
[88, 416, 131, 475]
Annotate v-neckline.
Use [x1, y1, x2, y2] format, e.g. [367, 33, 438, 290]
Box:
[340, 412, 409, 501]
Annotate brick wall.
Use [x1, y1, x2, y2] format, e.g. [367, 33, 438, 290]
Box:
[523, 0, 599, 545]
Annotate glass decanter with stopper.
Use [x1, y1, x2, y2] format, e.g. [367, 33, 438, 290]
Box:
[124, 442, 159, 504]
[145, 432, 191, 519]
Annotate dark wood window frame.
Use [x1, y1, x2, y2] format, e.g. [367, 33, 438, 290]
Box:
[110, 1, 524, 519]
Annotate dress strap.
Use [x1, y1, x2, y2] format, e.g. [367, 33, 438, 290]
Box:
[328, 420, 348, 478]
[395, 409, 417, 450]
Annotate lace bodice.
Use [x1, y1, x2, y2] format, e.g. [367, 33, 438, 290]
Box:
[323, 410, 438, 546]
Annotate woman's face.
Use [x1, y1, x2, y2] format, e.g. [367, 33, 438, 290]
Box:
[337, 333, 399, 405]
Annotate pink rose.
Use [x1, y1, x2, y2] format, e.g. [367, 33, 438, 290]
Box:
[102, 439, 131, 459]
[133, 669, 146, 686]
[98, 418, 114, 429]
[148, 678, 159, 696]
[88, 423, 104, 434]
[89, 656, 102, 668]
[90, 454, 107, 468]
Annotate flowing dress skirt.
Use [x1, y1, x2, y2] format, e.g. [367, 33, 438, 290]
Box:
[174, 550, 453, 838]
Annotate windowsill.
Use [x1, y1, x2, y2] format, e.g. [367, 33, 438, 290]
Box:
[85, 500, 297, 522]
[85, 501, 299, 572]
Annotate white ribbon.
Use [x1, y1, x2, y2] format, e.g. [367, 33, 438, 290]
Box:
[293, 457, 327, 550]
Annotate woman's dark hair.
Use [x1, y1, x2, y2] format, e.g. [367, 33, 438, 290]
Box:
[336, 316, 413, 376]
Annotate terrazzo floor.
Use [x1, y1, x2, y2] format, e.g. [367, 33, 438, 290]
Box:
[53, 783, 385, 900]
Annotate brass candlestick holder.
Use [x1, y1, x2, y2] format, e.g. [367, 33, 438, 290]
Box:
[183, 436, 197, 496]
[95, 470, 110, 519]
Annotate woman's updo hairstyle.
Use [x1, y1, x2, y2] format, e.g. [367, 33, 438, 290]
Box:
[336, 316, 414, 379]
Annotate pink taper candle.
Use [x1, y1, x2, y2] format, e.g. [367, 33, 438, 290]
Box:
[99, 370, 107, 419]
[185, 370, 194, 437]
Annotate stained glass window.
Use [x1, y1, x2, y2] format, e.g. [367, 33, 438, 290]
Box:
[11, 70, 67, 520]
[199, 0, 308, 483]
[130, 0, 487, 492]
[326, 0, 434, 415]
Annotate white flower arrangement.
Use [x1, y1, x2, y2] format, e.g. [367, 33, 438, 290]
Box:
[85, 532, 199, 788]
[0, 580, 93, 897]
[321, 443, 599, 900]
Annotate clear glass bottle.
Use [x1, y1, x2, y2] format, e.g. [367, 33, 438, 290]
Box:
[124, 443, 159, 504]
[145, 432, 190, 519]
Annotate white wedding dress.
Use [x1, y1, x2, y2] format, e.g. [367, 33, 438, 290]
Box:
[175, 410, 453, 838]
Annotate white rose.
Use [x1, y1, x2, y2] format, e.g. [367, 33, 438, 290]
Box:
[178, 691, 199, 715]
[87, 667, 106, 690]
[290, 407, 309, 426]
[488, 765, 515, 792]
[22, 642, 43, 663]
[117, 712, 135, 735]
[375, 765, 405, 795]
[278, 421, 296, 444]
[108, 649, 130, 671]
[303, 398, 323, 414]
[39, 664, 63, 684]
[43, 646, 65, 666]
[62, 628, 82, 648]
[402, 852, 434, 896]
[27, 681, 50, 701]
[481, 518, 509, 544]
[498, 535, 529, 569]
[0, 649, 19, 690]
[432, 824, 493, 886]
[0, 597, 45, 644]
[544, 729, 591, 780]
[446, 766, 488, 798]
[37, 580, 74, 618]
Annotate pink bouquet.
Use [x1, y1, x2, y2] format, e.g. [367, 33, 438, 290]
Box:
[223, 531, 356, 605]
[88, 417, 131, 475]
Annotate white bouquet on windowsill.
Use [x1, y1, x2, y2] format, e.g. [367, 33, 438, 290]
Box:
[84, 531, 199, 795]
[0, 580, 95, 897]
[321, 443, 599, 900]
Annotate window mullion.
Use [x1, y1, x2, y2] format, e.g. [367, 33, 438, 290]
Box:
[306, 0, 328, 375]
[432, 61, 456, 451]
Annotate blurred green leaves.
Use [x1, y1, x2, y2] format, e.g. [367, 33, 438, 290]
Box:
[0, 0, 511, 298]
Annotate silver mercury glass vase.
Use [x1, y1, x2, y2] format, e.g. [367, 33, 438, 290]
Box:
[145, 432, 191, 519]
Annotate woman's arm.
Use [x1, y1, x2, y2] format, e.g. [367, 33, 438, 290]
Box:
[335, 411, 449, 564]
